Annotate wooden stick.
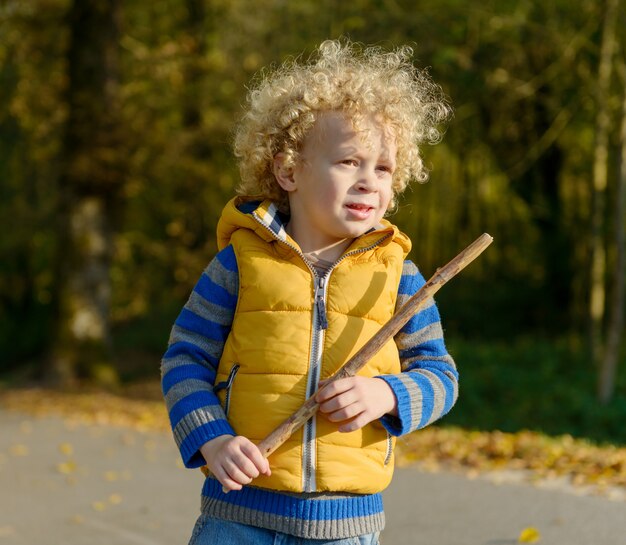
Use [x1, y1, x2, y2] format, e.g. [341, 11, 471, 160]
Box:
[256, 232, 494, 458]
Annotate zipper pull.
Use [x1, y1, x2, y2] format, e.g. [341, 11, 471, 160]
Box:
[315, 276, 329, 330]
[213, 363, 240, 393]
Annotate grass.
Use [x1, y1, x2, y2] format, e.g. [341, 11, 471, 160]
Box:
[442, 337, 626, 446]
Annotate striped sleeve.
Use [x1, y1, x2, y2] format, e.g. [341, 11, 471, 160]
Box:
[160, 244, 239, 468]
[377, 259, 459, 436]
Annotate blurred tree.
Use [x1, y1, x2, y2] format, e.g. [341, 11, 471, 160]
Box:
[589, 0, 618, 397]
[599, 52, 626, 404]
[0, 0, 68, 370]
[48, 0, 125, 385]
[0, 0, 624, 392]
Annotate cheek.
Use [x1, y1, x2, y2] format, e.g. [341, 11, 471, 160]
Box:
[319, 182, 344, 206]
[379, 184, 393, 209]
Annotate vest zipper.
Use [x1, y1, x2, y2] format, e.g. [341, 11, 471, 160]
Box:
[314, 276, 329, 330]
[384, 431, 393, 465]
[302, 275, 327, 491]
[214, 363, 240, 417]
[224, 364, 239, 416]
[251, 210, 393, 492]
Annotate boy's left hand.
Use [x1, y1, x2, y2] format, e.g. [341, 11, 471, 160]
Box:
[315, 376, 398, 433]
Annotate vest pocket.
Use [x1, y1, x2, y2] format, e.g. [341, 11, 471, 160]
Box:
[384, 432, 393, 466]
[214, 363, 240, 417]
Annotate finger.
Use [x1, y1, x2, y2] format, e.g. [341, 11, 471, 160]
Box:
[233, 450, 265, 479]
[241, 442, 271, 476]
[338, 412, 373, 433]
[221, 479, 242, 493]
[223, 457, 257, 485]
[338, 421, 359, 433]
[318, 389, 359, 414]
[315, 378, 352, 402]
[212, 466, 243, 493]
[315, 384, 332, 403]
[324, 402, 362, 423]
[337, 413, 368, 433]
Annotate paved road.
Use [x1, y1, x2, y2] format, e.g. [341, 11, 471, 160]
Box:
[1, 410, 625, 545]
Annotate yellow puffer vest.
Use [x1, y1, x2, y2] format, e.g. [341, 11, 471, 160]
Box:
[214, 198, 411, 494]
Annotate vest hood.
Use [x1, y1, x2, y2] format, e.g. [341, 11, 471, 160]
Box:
[216, 197, 412, 256]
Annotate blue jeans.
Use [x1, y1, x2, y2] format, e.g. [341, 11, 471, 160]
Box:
[188, 515, 381, 545]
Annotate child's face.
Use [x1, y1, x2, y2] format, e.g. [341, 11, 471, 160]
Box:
[278, 111, 396, 253]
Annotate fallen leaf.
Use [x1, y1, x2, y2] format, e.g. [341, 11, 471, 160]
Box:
[103, 470, 119, 482]
[58, 443, 74, 456]
[56, 461, 77, 474]
[9, 444, 29, 457]
[109, 493, 123, 505]
[518, 526, 541, 543]
[5, 385, 626, 498]
[91, 501, 107, 512]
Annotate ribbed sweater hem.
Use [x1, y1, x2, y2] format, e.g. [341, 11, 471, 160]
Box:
[199, 477, 385, 539]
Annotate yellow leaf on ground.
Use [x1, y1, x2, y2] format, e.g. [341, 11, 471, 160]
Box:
[58, 443, 74, 456]
[91, 501, 107, 512]
[518, 527, 541, 543]
[56, 461, 77, 474]
[104, 470, 119, 481]
[5, 385, 625, 498]
[109, 493, 123, 505]
[9, 444, 29, 457]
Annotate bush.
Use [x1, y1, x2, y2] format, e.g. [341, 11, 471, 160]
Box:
[443, 337, 626, 446]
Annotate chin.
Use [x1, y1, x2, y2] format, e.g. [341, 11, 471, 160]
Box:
[343, 225, 374, 238]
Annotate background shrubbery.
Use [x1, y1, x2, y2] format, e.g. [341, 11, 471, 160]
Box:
[1, 0, 625, 445]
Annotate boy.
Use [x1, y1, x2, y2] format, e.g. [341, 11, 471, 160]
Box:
[161, 40, 457, 545]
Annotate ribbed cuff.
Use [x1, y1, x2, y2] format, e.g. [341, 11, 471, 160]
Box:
[376, 374, 413, 436]
[180, 420, 236, 468]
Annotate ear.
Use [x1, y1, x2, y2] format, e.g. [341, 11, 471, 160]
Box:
[273, 153, 297, 192]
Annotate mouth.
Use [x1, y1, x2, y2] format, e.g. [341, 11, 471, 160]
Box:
[345, 203, 375, 220]
[345, 203, 374, 212]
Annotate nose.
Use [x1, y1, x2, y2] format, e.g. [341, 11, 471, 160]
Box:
[355, 168, 378, 192]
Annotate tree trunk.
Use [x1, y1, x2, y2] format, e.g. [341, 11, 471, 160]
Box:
[599, 58, 626, 404]
[48, 0, 124, 385]
[183, 0, 207, 137]
[590, 0, 617, 383]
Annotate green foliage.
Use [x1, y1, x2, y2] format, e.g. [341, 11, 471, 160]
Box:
[444, 338, 626, 445]
[0, 0, 625, 390]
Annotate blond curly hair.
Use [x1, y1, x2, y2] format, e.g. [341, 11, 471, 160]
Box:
[234, 39, 452, 211]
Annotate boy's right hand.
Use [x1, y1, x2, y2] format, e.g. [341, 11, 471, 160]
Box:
[200, 435, 271, 493]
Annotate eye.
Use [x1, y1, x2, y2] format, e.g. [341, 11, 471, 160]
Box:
[340, 159, 358, 166]
[376, 164, 393, 175]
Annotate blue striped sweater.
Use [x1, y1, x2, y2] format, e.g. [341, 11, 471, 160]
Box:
[161, 209, 459, 540]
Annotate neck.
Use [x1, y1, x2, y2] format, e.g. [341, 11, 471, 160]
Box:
[285, 224, 352, 263]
